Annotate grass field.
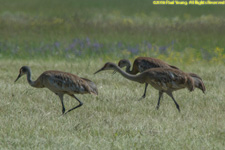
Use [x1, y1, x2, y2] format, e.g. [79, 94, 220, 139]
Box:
[1, 59, 225, 149]
[0, 0, 225, 149]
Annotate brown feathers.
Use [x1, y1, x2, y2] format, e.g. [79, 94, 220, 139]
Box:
[15, 66, 98, 114]
[118, 57, 180, 75]
[95, 62, 203, 112]
[118, 57, 205, 93]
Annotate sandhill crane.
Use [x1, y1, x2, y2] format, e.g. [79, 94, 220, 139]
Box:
[118, 57, 179, 74]
[15, 66, 98, 114]
[117, 57, 179, 99]
[95, 62, 201, 112]
[117, 57, 205, 99]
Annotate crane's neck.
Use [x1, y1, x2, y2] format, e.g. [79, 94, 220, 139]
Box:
[114, 65, 144, 83]
[26, 69, 36, 87]
[125, 60, 138, 75]
[124, 60, 135, 74]
[125, 65, 132, 74]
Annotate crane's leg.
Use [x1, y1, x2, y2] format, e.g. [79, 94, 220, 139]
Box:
[138, 83, 148, 101]
[166, 92, 180, 112]
[58, 94, 65, 114]
[64, 95, 83, 114]
[156, 91, 163, 110]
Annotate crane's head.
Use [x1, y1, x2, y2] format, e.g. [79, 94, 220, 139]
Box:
[112, 59, 131, 74]
[118, 59, 131, 68]
[14, 66, 30, 82]
[94, 62, 117, 74]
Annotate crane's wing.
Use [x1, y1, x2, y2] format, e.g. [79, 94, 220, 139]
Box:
[138, 59, 162, 72]
[145, 69, 194, 91]
[43, 71, 91, 94]
[137, 57, 179, 71]
[168, 65, 179, 70]
[81, 77, 98, 95]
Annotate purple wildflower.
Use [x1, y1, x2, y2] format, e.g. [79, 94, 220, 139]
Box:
[54, 42, 60, 48]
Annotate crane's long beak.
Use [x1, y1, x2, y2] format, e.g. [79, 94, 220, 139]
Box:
[94, 68, 104, 74]
[14, 74, 21, 83]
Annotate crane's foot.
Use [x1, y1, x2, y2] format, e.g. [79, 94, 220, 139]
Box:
[156, 105, 160, 110]
[59, 113, 65, 117]
[174, 103, 180, 112]
[62, 108, 65, 114]
[138, 95, 146, 101]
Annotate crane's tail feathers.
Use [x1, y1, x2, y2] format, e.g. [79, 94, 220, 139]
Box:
[188, 73, 205, 94]
[81, 78, 98, 95]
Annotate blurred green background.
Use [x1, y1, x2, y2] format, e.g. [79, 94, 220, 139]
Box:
[0, 0, 225, 62]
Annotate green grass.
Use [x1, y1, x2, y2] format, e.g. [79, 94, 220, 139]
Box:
[0, 59, 225, 149]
